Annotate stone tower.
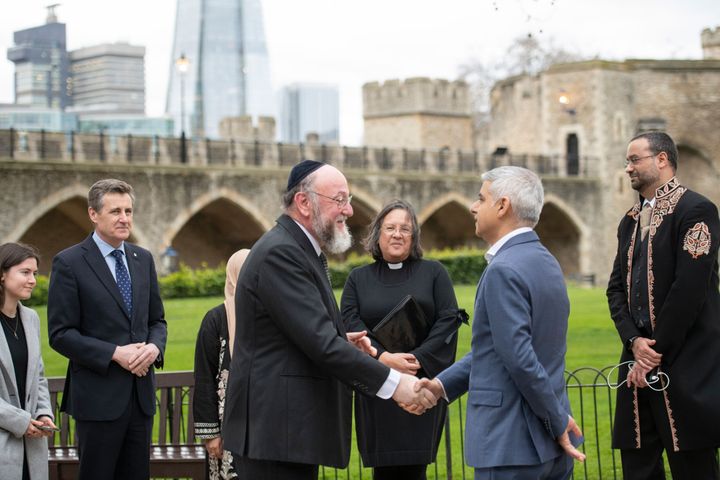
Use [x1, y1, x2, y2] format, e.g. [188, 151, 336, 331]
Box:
[702, 26, 720, 59]
[362, 77, 472, 150]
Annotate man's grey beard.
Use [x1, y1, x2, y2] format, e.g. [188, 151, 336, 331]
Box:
[311, 200, 353, 254]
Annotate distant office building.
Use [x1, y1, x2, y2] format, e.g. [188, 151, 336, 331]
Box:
[68, 42, 168, 137]
[77, 115, 174, 137]
[165, 0, 275, 138]
[69, 43, 146, 115]
[6, 5, 71, 109]
[279, 83, 339, 144]
[4, 8, 170, 138]
[0, 104, 76, 131]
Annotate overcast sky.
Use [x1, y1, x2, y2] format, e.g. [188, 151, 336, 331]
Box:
[1, 0, 718, 144]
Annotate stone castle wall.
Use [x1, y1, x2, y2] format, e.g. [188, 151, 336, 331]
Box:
[363, 114, 473, 150]
[702, 26, 720, 59]
[363, 78, 473, 150]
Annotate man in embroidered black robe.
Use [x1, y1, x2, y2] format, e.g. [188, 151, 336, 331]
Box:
[607, 131, 720, 479]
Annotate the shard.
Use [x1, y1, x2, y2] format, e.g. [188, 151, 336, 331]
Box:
[165, 0, 275, 139]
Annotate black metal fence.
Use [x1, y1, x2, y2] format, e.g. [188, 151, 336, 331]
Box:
[320, 366, 625, 480]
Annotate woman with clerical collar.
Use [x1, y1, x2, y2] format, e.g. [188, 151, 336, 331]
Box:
[341, 200, 466, 480]
[0, 243, 57, 480]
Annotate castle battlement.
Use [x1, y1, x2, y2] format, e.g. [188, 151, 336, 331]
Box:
[702, 26, 720, 59]
[219, 115, 276, 141]
[363, 77, 471, 118]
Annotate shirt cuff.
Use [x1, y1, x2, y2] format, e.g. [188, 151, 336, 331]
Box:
[435, 377, 450, 402]
[375, 368, 401, 399]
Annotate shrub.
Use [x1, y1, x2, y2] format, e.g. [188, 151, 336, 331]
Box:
[329, 248, 486, 288]
[429, 248, 488, 285]
[159, 263, 225, 298]
[25, 249, 487, 305]
[24, 274, 49, 307]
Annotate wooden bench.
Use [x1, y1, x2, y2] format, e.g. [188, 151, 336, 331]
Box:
[48, 370, 206, 480]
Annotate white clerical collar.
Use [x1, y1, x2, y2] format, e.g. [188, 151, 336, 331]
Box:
[387, 262, 403, 270]
[293, 219, 322, 256]
[485, 227, 533, 263]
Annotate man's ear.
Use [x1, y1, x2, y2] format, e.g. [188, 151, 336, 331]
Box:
[295, 192, 312, 218]
[496, 197, 512, 219]
[655, 151, 670, 170]
[88, 207, 98, 224]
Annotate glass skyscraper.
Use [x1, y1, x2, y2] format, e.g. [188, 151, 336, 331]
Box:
[165, 0, 275, 139]
[6, 7, 70, 109]
[280, 83, 340, 144]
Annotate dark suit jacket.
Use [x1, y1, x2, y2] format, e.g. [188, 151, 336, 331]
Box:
[48, 235, 167, 421]
[223, 215, 390, 468]
[607, 177, 720, 451]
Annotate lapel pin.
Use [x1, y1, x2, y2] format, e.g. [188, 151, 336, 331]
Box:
[133, 252, 137, 257]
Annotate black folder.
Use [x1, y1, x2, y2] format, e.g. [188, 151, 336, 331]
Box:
[371, 295, 429, 353]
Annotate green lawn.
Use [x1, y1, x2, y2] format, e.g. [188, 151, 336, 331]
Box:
[35, 285, 623, 479]
[36, 284, 621, 376]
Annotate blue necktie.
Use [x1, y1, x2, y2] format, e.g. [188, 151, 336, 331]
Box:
[111, 249, 133, 314]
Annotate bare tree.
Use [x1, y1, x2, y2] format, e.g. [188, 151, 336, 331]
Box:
[459, 34, 587, 124]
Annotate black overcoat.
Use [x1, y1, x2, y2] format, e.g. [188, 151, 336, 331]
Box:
[607, 177, 720, 451]
[222, 215, 390, 468]
[341, 259, 462, 466]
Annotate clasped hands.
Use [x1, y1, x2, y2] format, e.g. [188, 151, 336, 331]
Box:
[346, 331, 438, 414]
[25, 415, 58, 438]
[627, 337, 662, 389]
[112, 342, 160, 377]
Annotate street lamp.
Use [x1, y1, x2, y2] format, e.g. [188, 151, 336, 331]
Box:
[558, 89, 576, 116]
[175, 53, 190, 163]
[161, 246, 179, 274]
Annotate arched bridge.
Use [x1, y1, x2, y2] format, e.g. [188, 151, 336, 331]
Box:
[0, 129, 611, 281]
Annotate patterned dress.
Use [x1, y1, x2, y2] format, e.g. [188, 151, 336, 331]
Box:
[193, 305, 237, 479]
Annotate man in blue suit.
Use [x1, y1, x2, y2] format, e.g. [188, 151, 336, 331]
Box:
[416, 166, 585, 479]
[48, 179, 167, 479]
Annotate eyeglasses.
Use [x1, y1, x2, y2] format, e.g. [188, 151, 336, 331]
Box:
[624, 154, 656, 167]
[382, 224, 413, 236]
[307, 191, 353, 208]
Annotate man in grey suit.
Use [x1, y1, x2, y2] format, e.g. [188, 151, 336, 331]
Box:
[222, 160, 435, 479]
[415, 166, 585, 479]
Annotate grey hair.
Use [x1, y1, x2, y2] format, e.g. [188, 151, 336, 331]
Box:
[88, 179, 135, 212]
[282, 172, 318, 211]
[363, 199, 423, 261]
[481, 166, 543, 227]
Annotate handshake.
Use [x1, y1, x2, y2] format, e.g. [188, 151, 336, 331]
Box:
[392, 376, 444, 415]
[345, 331, 444, 414]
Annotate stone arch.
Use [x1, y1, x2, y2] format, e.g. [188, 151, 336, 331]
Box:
[9, 185, 147, 274]
[418, 193, 481, 250]
[675, 142, 719, 205]
[164, 189, 271, 268]
[536, 194, 586, 277]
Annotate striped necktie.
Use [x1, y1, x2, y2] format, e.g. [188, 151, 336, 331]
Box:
[319, 253, 332, 285]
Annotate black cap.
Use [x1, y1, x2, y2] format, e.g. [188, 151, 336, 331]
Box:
[286, 160, 325, 191]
